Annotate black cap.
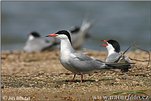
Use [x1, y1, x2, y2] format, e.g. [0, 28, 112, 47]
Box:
[56, 30, 72, 44]
[30, 31, 41, 37]
[107, 40, 120, 53]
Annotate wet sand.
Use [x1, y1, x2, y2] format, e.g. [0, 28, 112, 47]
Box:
[1, 50, 151, 101]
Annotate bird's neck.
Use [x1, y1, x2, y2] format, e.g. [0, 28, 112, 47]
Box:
[107, 48, 116, 56]
[28, 35, 35, 41]
[60, 39, 75, 56]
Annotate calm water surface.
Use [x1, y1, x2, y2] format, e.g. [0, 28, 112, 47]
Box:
[2, 1, 151, 51]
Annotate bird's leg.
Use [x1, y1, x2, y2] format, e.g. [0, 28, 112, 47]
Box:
[72, 74, 76, 81]
[80, 74, 83, 83]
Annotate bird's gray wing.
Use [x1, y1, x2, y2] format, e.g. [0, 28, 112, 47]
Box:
[106, 53, 121, 62]
[73, 52, 94, 61]
[66, 53, 104, 73]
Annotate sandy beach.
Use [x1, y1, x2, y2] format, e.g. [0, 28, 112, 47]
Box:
[1, 50, 151, 101]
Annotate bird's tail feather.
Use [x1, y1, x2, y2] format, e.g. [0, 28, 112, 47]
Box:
[105, 62, 134, 68]
[105, 62, 135, 72]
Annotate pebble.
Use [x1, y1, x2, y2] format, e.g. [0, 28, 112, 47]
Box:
[115, 78, 120, 82]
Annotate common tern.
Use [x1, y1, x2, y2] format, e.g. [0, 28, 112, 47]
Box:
[24, 31, 58, 52]
[46, 30, 131, 82]
[102, 39, 132, 72]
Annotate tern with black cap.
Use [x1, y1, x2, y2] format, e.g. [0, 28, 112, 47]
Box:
[24, 31, 58, 52]
[102, 39, 132, 72]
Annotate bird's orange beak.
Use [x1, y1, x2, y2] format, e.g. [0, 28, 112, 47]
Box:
[46, 33, 58, 37]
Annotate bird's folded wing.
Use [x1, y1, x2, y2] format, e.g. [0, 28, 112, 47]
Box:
[71, 53, 94, 61]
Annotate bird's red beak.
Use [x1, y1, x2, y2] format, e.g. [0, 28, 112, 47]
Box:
[46, 33, 58, 37]
[101, 40, 107, 42]
[101, 40, 108, 47]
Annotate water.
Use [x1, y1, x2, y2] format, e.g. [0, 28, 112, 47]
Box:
[2, 1, 151, 51]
